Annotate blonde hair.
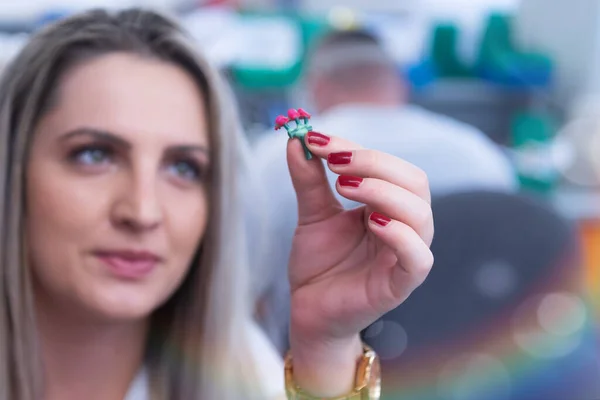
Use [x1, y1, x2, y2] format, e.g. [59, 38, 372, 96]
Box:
[0, 8, 258, 400]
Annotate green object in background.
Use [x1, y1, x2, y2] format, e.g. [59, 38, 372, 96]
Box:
[430, 23, 473, 78]
[298, 15, 332, 51]
[480, 13, 512, 54]
[511, 112, 559, 194]
[476, 13, 553, 85]
[232, 62, 303, 90]
[231, 13, 331, 90]
[477, 13, 511, 73]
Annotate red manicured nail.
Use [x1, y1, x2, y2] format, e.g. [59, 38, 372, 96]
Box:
[370, 212, 391, 227]
[328, 151, 353, 165]
[306, 131, 330, 146]
[338, 175, 363, 188]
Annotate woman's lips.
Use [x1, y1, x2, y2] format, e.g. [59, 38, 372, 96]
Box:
[94, 250, 161, 279]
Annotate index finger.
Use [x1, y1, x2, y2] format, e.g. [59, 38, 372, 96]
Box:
[304, 131, 431, 204]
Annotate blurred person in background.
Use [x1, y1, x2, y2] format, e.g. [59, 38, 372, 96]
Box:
[0, 8, 435, 400]
[259, 28, 518, 199]
[253, 28, 518, 352]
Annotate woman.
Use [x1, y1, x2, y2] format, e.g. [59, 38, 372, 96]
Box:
[0, 8, 434, 400]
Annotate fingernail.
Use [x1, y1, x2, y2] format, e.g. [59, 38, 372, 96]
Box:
[328, 151, 353, 165]
[338, 175, 363, 188]
[370, 212, 391, 227]
[306, 131, 330, 146]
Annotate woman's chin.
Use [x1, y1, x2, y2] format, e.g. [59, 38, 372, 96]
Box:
[79, 285, 166, 322]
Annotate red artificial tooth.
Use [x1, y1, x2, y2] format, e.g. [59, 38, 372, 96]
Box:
[298, 108, 311, 119]
[275, 115, 289, 130]
[288, 108, 300, 120]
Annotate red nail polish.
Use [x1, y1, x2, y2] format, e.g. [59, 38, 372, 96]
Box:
[338, 175, 363, 188]
[328, 151, 353, 165]
[370, 212, 391, 227]
[307, 131, 330, 146]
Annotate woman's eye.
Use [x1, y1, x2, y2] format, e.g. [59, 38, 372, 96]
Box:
[70, 146, 113, 166]
[168, 160, 204, 182]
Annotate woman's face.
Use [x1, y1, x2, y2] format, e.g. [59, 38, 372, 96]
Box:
[26, 53, 211, 321]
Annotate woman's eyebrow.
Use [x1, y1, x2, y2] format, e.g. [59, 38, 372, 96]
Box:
[58, 127, 131, 149]
[58, 128, 210, 155]
[167, 145, 210, 155]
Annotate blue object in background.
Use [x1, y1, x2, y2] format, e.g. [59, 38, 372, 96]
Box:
[478, 63, 552, 88]
[405, 60, 438, 91]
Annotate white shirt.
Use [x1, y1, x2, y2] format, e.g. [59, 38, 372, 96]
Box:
[125, 368, 148, 400]
[124, 320, 284, 400]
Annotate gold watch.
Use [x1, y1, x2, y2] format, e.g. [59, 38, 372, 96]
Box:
[284, 343, 381, 399]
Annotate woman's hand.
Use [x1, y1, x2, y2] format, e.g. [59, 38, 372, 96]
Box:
[286, 132, 434, 397]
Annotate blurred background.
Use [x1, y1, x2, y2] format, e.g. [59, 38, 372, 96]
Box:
[1, 0, 600, 399]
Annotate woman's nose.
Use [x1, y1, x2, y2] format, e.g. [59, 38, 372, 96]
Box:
[111, 172, 162, 233]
